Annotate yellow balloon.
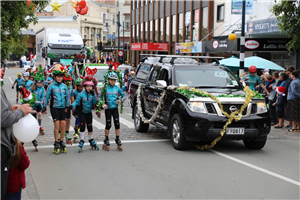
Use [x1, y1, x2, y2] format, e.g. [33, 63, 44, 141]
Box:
[228, 33, 237, 41]
[51, 1, 62, 12]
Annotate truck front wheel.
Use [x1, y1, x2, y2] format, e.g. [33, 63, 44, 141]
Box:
[243, 137, 267, 150]
[134, 106, 149, 132]
[171, 114, 190, 150]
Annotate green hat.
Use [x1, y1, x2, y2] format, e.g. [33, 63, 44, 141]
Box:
[34, 66, 45, 82]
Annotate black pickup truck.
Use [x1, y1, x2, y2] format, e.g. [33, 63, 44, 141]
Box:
[129, 56, 271, 150]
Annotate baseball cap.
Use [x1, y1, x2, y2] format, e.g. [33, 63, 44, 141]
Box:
[262, 68, 269, 72]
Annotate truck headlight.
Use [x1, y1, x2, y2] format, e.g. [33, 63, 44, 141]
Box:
[187, 102, 206, 113]
[257, 102, 267, 114]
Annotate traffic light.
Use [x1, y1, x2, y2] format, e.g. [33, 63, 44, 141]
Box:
[97, 41, 102, 51]
[124, 43, 127, 50]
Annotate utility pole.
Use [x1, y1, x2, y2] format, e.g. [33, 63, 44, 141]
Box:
[117, 11, 120, 62]
[123, 21, 125, 63]
[239, 0, 246, 76]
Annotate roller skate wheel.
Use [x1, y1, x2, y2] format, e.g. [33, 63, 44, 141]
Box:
[117, 146, 123, 151]
[42, 131, 45, 135]
[79, 147, 82, 153]
[63, 148, 67, 154]
[102, 145, 105, 149]
[106, 146, 110, 151]
[35, 146, 38, 152]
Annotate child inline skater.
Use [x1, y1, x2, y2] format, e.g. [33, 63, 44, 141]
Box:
[70, 68, 99, 152]
[71, 78, 84, 143]
[100, 71, 126, 151]
[12, 73, 23, 103]
[43, 63, 69, 154]
[21, 71, 34, 91]
[59, 73, 73, 144]
[31, 66, 46, 136]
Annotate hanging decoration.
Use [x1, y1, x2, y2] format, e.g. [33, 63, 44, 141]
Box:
[50, 1, 62, 12]
[136, 84, 257, 150]
[69, 0, 89, 15]
[96, 65, 124, 113]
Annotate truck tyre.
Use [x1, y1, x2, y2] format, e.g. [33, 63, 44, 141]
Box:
[171, 114, 190, 150]
[243, 137, 267, 150]
[134, 106, 149, 132]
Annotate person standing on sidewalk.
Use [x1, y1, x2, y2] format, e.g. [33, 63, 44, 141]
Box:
[284, 66, 295, 129]
[1, 86, 36, 199]
[268, 72, 279, 126]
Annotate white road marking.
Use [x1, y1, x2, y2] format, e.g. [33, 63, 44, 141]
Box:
[210, 149, 300, 187]
[24, 139, 170, 150]
[119, 117, 135, 129]
[92, 119, 106, 130]
[8, 77, 13, 84]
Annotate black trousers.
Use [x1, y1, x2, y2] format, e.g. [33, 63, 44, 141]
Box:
[105, 108, 120, 130]
[78, 111, 93, 132]
[1, 145, 11, 199]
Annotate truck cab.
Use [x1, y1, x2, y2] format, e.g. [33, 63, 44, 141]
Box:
[129, 56, 271, 150]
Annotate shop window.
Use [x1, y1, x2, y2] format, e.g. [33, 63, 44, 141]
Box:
[217, 4, 224, 22]
[193, 9, 199, 42]
[103, 14, 106, 23]
[125, 15, 130, 29]
[202, 7, 208, 41]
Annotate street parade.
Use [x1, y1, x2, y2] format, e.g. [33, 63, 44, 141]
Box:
[1, 0, 300, 199]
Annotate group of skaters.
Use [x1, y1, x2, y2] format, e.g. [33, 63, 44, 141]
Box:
[12, 63, 126, 154]
[241, 65, 300, 132]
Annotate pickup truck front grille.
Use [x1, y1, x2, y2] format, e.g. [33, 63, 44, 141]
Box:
[251, 103, 257, 114]
[205, 103, 216, 114]
[222, 104, 247, 115]
[205, 103, 255, 116]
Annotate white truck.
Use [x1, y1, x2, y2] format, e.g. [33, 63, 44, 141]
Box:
[36, 27, 85, 69]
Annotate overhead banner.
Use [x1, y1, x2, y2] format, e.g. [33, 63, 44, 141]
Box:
[204, 38, 238, 53]
[175, 42, 202, 53]
[247, 18, 280, 34]
[131, 43, 169, 51]
[237, 38, 290, 51]
[232, 0, 254, 15]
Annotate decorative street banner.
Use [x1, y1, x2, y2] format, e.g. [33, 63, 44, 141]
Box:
[237, 38, 290, 51]
[247, 18, 280, 34]
[204, 38, 238, 52]
[175, 42, 202, 53]
[131, 43, 169, 51]
[232, 0, 254, 15]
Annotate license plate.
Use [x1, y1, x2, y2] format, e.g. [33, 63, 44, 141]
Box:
[226, 128, 245, 135]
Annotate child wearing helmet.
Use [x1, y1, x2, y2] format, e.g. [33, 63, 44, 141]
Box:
[100, 70, 126, 151]
[12, 73, 23, 103]
[70, 68, 99, 152]
[42, 63, 69, 154]
[242, 65, 270, 95]
[60, 73, 74, 144]
[71, 78, 84, 141]
[21, 71, 34, 91]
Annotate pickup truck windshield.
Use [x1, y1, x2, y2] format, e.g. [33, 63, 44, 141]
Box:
[174, 68, 240, 88]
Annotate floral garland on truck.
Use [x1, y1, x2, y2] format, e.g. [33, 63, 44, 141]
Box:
[136, 84, 257, 150]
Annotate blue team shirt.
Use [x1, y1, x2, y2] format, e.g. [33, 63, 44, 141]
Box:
[243, 74, 261, 91]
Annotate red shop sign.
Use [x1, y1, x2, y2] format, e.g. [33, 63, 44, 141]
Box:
[131, 43, 169, 51]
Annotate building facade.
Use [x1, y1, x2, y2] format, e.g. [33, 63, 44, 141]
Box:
[130, 0, 214, 65]
[115, 0, 131, 46]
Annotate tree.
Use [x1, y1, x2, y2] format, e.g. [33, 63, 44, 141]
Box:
[1, 1, 49, 59]
[272, 0, 300, 52]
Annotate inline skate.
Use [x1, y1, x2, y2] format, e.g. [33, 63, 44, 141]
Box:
[102, 138, 110, 151]
[59, 141, 67, 154]
[39, 127, 45, 135]
[78, 140, 84, 153]
[115, 138, 123, 151]
[65, 132, 73, 145]
[53, 141, 60, 155]
[32, 140, 38, 152]
[89, 139, 99, 150]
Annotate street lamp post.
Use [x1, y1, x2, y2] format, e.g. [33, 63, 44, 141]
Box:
[117, 11, 120, 62]
[123, 21, 125, 63]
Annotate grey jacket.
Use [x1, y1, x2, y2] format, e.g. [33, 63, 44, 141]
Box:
[1, 87, 24, 157]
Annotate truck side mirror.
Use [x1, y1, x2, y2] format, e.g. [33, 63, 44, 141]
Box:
[156, 80, 167, 88]
[42, 47, 47, 58]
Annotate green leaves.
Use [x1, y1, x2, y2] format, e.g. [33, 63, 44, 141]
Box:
[272, 0, 300, 51]
[1, 1, 49, 59]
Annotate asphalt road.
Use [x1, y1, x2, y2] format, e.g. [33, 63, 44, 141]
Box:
[3, 68, 300, 199]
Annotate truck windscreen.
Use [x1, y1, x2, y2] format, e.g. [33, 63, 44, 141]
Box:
[48, 48, 81, 55]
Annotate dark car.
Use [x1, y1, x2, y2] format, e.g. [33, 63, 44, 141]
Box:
[129, 56, 271, 150]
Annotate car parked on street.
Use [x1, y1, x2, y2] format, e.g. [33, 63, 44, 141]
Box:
[129, 55, 271, 150]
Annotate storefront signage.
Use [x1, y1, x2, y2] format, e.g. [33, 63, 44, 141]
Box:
[247, 18, 280, 34]
[131, 43, 169, 51]
[232, 0, 253, 15]
[175, 42, 202, 53]
[204, 38, 238, 53]
[238, 38, 290, 51]
[103, 46, 123, 51]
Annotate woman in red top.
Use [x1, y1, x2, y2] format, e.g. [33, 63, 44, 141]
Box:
[4, 138, 30, 200]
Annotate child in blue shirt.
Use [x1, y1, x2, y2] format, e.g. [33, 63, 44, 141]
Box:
[12, 73, 23, 103]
